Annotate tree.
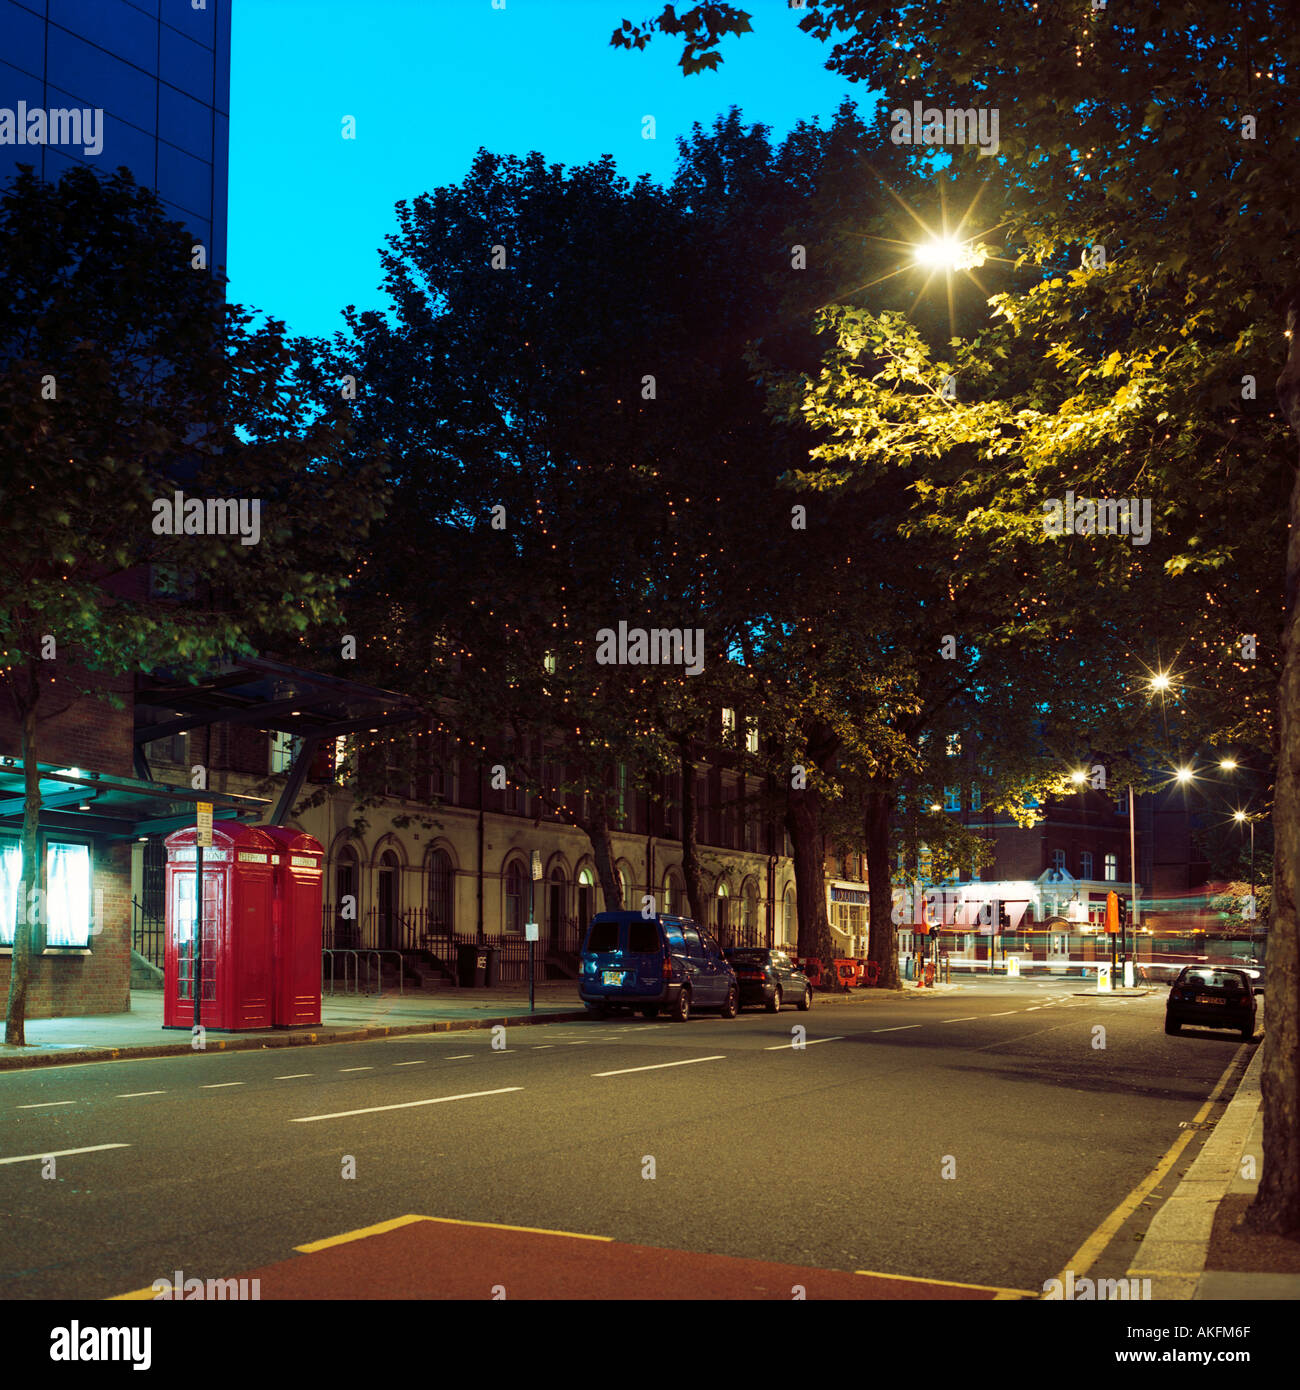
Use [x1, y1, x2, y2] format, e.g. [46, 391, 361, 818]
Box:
[613, 0, 1300, 1233]
[0, 165, 386, 1043]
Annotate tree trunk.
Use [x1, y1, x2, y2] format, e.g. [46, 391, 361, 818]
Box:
[785, 784, 839, 983]
[1248, 299, 1300, 1236]
[4, 693, 41, 1046]
[678, 741, 706, 923]
[864, 780, 902, 989]
[582, 797, 623, 912]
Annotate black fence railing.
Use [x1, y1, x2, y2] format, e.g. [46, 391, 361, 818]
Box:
[319, 905, 586, 983]
[132, 897, 165, 969]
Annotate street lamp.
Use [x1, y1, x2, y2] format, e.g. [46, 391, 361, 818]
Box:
[911, 235, 986, 272]
[1233, 809, 1258, 961]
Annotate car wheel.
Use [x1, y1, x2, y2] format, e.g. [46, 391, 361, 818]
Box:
[767, 987, 782, 1013]
[640, 1007, 659, 1020]
[1164, 1017, 1180, 1035]
[586, 1005, 608, 1019]
[797, 985, 812, 1011]
[671, 988, 691, 1023]
[1241, 1024, 1255, 1041]
[720, 986, 738, 1019]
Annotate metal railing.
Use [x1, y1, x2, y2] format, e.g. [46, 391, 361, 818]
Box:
[132, 898, 165, 969]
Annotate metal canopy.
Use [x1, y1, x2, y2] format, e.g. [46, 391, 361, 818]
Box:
[134, 655, 423, 746]
[0, 760, 269, 841]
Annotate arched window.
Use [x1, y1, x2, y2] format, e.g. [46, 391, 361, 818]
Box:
[715, 880, 730, 942]
[663, 869, 685, 917]
[334, 845, 359, 947]
[547, 866, 567, 944]
[576, 866, 595, 930]
[504, 859, 525, 934]
[742, 879, 759, 946]
[617, 863, 632, 911]
[377, 849, 401, 949]
[427, 848, 454, 937]
[783, 886, 795, 947]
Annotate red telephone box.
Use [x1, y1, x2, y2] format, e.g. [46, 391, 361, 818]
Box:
[262, 826, 323, 1027]
[164, 823, 277, 1030]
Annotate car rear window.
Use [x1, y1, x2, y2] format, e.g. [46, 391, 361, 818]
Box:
[663, 924, 684, 949]
[727, 950, 768, 961]
[585, 921, 621, 953]
[1185, 970, 1246, 990]
[627, 921, 660, 953]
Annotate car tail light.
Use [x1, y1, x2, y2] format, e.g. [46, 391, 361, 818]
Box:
[662, 950, 673, 980]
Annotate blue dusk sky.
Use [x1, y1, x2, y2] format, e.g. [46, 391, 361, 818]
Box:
[227, 0, 864, 341]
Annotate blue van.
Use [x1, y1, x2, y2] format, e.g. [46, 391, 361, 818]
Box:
[579, 911, 739, 1021]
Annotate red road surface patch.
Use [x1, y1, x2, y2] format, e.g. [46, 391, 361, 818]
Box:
[231, 1217, 1028, 1300]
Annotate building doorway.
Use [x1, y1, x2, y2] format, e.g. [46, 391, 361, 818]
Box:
[377, 850, 400, 949]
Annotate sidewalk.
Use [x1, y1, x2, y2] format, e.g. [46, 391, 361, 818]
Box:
[0, 981, 590, 1071]
[1126, 1037, 1300, 1298]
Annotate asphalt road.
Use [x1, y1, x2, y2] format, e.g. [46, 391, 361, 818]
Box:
[0, 977, 1251, 1299]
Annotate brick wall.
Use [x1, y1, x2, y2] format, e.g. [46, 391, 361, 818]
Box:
[0, 661, 133, 777]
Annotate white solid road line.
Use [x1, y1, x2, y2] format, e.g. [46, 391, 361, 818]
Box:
[290, 1087, 523, 1123]
[593, 1055, 727, 1077]
[873, 1025, 921, 1033]
[16, 1100, 76, 1108]
[763, 1037, 845, 1050]
[0, 1143, 131, 1166]
[115, 1091, 166, 1098]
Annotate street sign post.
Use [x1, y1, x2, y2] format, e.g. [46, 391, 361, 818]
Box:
[529, 853, 542, 1011]
[193, 803, 213, 1033]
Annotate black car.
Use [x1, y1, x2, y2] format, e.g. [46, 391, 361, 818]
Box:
[724, 947, 812, 1012]
[1165, 965, 1257, 1040]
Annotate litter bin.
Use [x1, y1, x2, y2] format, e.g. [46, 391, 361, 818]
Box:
[482, 945, 500, 988]
[457, 942, 487, 988]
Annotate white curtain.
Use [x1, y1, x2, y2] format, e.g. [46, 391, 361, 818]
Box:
[46, 843, 91, 947]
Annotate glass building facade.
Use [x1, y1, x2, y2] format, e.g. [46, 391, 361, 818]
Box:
[0, 0, 231, 275]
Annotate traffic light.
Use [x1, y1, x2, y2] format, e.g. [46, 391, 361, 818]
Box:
[1105, 890, 1119, 933]
[997, 902, 1010, 931]
[1117, 897, 1128, 931]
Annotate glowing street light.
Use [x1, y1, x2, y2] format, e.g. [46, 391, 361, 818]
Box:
[1149, 673, 1172, 692]
[912, 236, 983, 271]
[1219, 758, 1238, 771]
[1175, 766, 1194, 784]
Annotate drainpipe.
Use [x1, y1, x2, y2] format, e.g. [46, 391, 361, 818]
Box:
[646, 833, 655, 913]
[767, 853, 777, 945]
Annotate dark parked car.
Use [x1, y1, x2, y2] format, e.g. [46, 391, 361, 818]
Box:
[579, 911, 738, 1022]
[724, 947, 812, 1012]
[1165, 966, 1257, 1040]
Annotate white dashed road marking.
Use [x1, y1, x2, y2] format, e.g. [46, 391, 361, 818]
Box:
[873, 1025, 921, 1033]
[593, 1056, 726, 1077]
[764, 1037, 844, 1050]
[0, 1143, 131, 1166]
[16, 1101, 76, 1109]
[115, 1091, 166, 1098]
[290, 1087, 523, 1124]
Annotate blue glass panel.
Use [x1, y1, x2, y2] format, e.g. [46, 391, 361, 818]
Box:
[157, 138, 211, 219]
[50, 0, 158, 73]
[0, 0, 46, 79]
[164, 0, 214, 49]
[46, 28, 158, 133]
[159, 23, 213, 105]
[158, 81, 211, 158]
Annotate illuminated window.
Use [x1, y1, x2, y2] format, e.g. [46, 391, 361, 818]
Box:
[970, 785, 982, 812]
[944, 786, 961, 812]
[1104, 853, 1118, 881]
[0, 840, 92, 947]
